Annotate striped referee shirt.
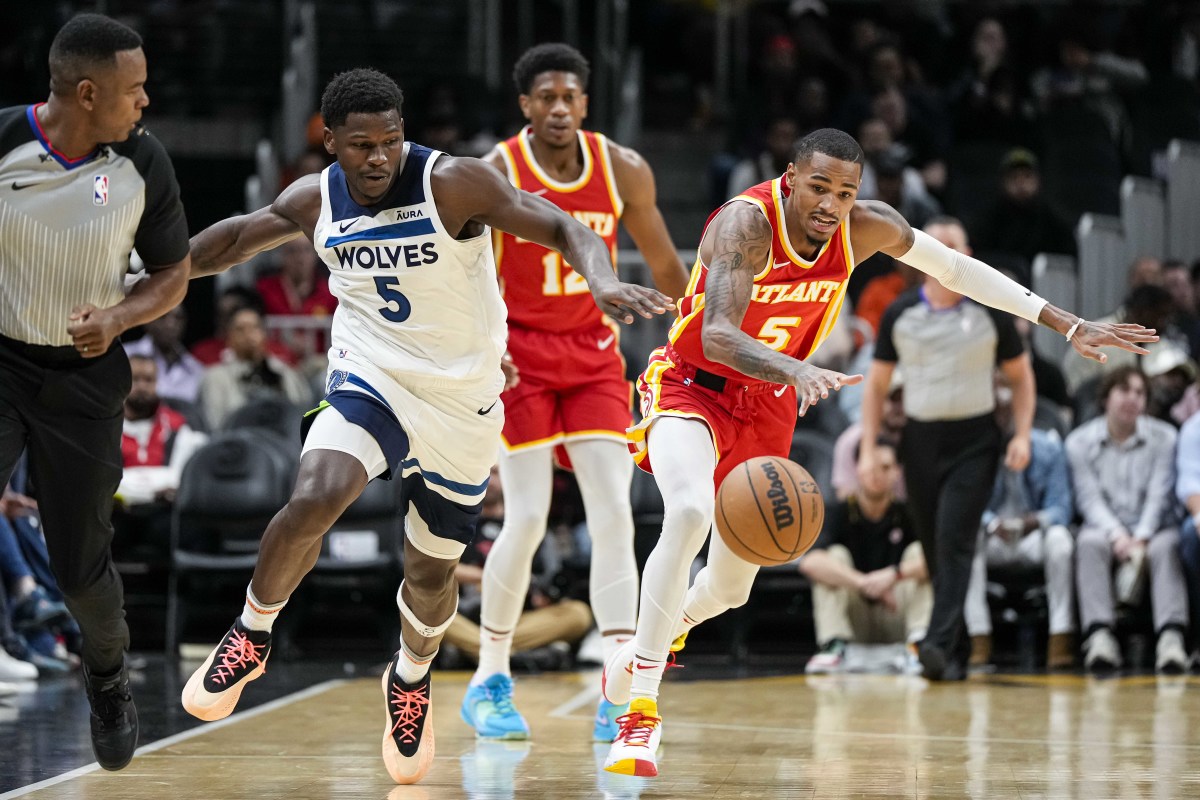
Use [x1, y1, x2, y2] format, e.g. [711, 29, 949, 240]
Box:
[0, 104, 188, 346]
[875, 286, 1025, 422]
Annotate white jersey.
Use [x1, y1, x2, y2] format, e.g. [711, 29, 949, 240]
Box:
[313, 143, 507, 392]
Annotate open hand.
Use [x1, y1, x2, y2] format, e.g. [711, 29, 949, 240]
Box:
[67, 304, 123, 358]
[793, 363, 863, 417]
[591, 281, 674, 324]
[1070, 321, 1157, 363]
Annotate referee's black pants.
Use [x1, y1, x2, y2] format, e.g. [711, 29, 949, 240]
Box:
[900, 414, 1001, 663]
[0, 335, 131, 674]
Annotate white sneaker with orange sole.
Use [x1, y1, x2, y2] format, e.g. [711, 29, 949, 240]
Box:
[603, 697, 663, 777]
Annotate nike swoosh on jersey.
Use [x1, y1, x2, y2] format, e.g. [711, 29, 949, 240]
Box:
[338, 219, 357, 233]
[774, 385, 788, 397]
[11, 181, 35, 190]
[597, 334, 615, 350]
[530, 188, 549, 197]
[773, 259, 793, 269]
[477, 401, 498, 416]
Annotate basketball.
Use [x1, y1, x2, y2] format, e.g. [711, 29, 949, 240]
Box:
[715, 456, 824, 566]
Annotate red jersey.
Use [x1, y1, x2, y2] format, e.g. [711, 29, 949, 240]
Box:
[494, 126, 623, 333]
[121, 405, 187, 468]
[667, 176, 856, 383]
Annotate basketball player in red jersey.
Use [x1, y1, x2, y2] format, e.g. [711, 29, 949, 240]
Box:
[601, 128, 1157, 777]
[460, 43, 689, 743]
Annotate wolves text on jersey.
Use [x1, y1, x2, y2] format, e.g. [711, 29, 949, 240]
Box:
[332, 241, 439, 270]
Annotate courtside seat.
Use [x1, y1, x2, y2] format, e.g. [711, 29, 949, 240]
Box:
[164, 429, 297, 657]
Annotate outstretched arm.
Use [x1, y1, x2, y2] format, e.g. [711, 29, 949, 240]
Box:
[851, 201, 1158, 361]
[434, 155, 671, 324]
[188, 176, 319, 278]
[700, 203, 862, 411]
[609, 143, 690, 299]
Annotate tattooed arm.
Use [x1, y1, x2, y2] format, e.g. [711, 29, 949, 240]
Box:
[700, 203, 861, 411]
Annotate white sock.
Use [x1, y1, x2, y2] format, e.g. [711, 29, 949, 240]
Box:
[240, 584, 286, 632]
[395, 638, 435, 684]
[628, 647, 670, 701]
[602, 633, 632, 663]
[472, 627, 513, 685]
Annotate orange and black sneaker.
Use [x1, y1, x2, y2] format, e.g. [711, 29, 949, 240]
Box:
[182, 619, 271, 722]
[381, 653, 435, 784]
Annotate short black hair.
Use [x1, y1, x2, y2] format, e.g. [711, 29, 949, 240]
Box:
[48, 13, 142, 94]
[794, 128, 865, 169]
[513, 43, 590, 94]
[320, 68, 404, 130]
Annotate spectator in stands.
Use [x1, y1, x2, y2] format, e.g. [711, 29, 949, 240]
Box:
[0, 569, 39, 682]
[855, 118, 930, 206]
[117, 355, 207, 506]
[872, 147, 941, 230]
[726, 116, 799, 198]
[971, 149, 1077, 264]
[113, 355, 206, 581]
[444, 465, 592, 666]
[191, 286, 296, 367]
[946, 17, 1033, 147]
[1, 483, 75, 674]
[1163, 259, 1200, 358]
[1030, 26, 1149, 144]
[124, 305, 204, 408]
[801, 438, 930, 674]
[964, 377, 1076, 671]
[1067, 366, 1188, 673]
[832, 371, 906, 501]
[869, 86, 948, 193]
[197, 307, 310, 429]
[1128, 255, 1164, 290]
[860, 217, 1035, 682]
[256, 237, 337, 365]
[1176, 411, 1200, 663]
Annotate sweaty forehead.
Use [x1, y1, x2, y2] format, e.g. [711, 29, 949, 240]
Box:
[528, 71, 585, 95]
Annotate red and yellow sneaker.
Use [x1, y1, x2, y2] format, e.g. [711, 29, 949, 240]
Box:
[602, 697, 664, 777]
[182, 619, 270, 722]
[381, 655, 435, 784]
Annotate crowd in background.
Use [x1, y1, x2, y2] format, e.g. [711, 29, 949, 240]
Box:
[6, 1, 1200, 690]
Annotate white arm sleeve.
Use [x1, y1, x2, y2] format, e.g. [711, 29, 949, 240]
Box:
[898, 229, 1049, 324]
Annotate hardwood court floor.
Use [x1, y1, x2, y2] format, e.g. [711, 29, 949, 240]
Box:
[5, 669, 1200, 799]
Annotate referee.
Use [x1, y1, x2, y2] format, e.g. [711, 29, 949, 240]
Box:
[859, 217, 1036, 681]
[0, 15, 189, 769]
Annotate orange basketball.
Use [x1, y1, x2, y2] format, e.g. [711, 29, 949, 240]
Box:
[715, 456, 825, 566]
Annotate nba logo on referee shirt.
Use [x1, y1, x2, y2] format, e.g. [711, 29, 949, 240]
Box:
[93, 175, 109, 205]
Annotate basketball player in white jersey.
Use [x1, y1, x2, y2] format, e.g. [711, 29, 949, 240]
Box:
[177, 68, 671, 786]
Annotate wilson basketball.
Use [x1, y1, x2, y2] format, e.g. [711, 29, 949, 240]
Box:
[715, 456, 824, 566]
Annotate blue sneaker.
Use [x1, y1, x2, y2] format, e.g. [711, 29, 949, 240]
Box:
[593, 697, 628, 742]
[460, 674, 530, 739]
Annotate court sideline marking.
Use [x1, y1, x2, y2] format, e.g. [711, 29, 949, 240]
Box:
[0, 679, 345, 799]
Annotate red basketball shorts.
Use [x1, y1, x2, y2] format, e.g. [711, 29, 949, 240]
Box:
[628, 347, 798, 489]
[501, 324, 633, 455]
